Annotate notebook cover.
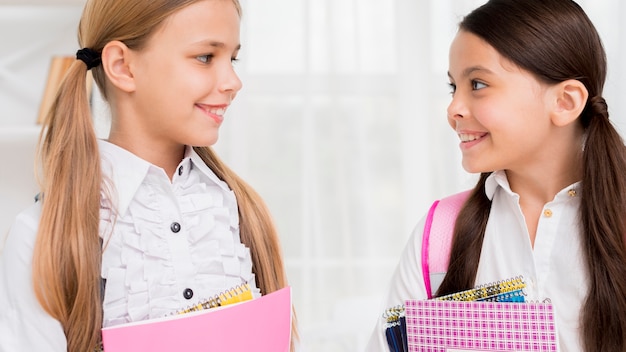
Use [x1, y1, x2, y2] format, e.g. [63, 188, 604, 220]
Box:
[101, 286, 291, 352]
[404, 299, 558, 352]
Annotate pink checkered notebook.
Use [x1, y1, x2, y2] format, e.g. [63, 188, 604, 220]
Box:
[404, 299, 558, 352]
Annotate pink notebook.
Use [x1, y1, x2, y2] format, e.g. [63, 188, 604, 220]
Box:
[101, 287, 291, 352]
[404, 299, 558, 352]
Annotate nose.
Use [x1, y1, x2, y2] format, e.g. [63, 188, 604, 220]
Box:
[446, 92, 471, 130]
[219, 63, 243, 98]
[447, 96, 464, 119]
[447, 93, 467, 124]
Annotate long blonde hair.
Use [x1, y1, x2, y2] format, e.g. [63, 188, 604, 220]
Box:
[33, 1, 296, 351]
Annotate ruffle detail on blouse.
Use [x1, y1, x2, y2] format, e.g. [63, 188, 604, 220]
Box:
[100, 161, 259, 328]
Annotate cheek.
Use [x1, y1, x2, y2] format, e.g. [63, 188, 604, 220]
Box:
[472, 104, 501, 129]
[183, 72, 216, 93]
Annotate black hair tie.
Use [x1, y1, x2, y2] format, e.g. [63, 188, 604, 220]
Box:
[76, 48, 102, 70]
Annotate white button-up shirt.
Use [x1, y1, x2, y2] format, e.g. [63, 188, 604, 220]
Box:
[366, 170, 587, 352]
[0, 140, 259, 351]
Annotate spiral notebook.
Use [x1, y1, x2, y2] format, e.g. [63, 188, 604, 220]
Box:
[403, 276, 558, 352]
[383, 276, 530, 351]
[404, 300, 557, 352]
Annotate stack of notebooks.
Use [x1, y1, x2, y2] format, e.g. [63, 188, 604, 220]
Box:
[384, 276, 559, 352]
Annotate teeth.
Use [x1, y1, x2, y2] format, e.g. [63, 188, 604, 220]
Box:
[207, 107, 226, 116]
[459, 133, 482, 142]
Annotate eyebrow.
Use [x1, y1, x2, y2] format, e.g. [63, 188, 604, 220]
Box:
[193, 40, 241, 51]
[447, 66, 494, 79]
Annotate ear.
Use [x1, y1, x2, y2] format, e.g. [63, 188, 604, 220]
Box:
[101, 40, 136, 93]
[550, 79, 588, 127]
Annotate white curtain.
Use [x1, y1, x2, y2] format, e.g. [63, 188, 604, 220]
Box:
[0, 1, 624, 351]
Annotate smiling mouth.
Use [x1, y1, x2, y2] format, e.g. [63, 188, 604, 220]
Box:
[458, 132, 487, 142]
[206, 107, 226, 116]
[197, 104, 228, 116]
[196, 104, 229, 123]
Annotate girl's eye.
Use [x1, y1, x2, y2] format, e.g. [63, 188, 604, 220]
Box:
[231, 57, 239, 65]
[472, 80, 487, 90]
[448, 82, 456, 95]
[197, 54, 214, 64]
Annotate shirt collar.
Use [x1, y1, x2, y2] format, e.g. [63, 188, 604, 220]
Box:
[99, 140, 151, 216]
[98, 140, 231, 216]
[484, 170, 581, 201]
[188, 147, 232, 194]
[485, 171, 511, 200]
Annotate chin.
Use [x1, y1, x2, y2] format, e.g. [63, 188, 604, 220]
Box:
[197, 140, 219, 148]
[189, 133, 219, 147]
[461, 161, 487, 174]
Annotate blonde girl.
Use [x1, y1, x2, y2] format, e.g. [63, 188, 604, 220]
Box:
[0, 0, 297, 351]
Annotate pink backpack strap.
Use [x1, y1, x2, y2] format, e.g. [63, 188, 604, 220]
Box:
[421, 190, 471, 298]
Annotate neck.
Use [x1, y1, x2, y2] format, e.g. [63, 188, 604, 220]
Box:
[107, 100, 185, 180]
[507, 123, 584, 203]
[110, 135, 185, 180]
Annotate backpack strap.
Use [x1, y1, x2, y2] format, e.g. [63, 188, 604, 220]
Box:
[421, 190, 471, 298]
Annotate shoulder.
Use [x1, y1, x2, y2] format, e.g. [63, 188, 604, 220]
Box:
[426, 190, 472, 236]
[438, 189, 472, 206]
[428, 190, 472, 230]
[1, 201, 41, 290]
[406, 189, 472, 254]
[0, 201, 66, 351]
[13, 201, 41, 231]
[1, 201, 41, 259]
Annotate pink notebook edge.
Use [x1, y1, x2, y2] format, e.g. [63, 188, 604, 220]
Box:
[101, 286, 292, 352]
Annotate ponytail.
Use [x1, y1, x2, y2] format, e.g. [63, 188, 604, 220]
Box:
[579, 96, 626, 352]
[33, 58, 103, 351]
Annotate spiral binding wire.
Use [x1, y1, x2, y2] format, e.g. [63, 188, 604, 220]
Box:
[481, 289, 526, 302]
[383, 305, 408, 352]
[434, 275, 526, 302]
[173, 282, 253, 315]
[383, 305, 404, 323]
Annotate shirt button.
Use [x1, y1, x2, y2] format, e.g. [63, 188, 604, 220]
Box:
[183, 288, 194, 300]
[178, 166, 184, 176]
[170, 222, 181, 233]
[543, 209, 553, 218]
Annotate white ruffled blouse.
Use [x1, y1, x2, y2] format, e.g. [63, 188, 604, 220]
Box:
[98, 140, 260, 327]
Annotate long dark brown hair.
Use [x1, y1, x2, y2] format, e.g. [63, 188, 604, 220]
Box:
[437, 1, 626, 351]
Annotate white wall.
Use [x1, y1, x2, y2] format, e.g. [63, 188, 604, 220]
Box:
[0, 5, 84, 248]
